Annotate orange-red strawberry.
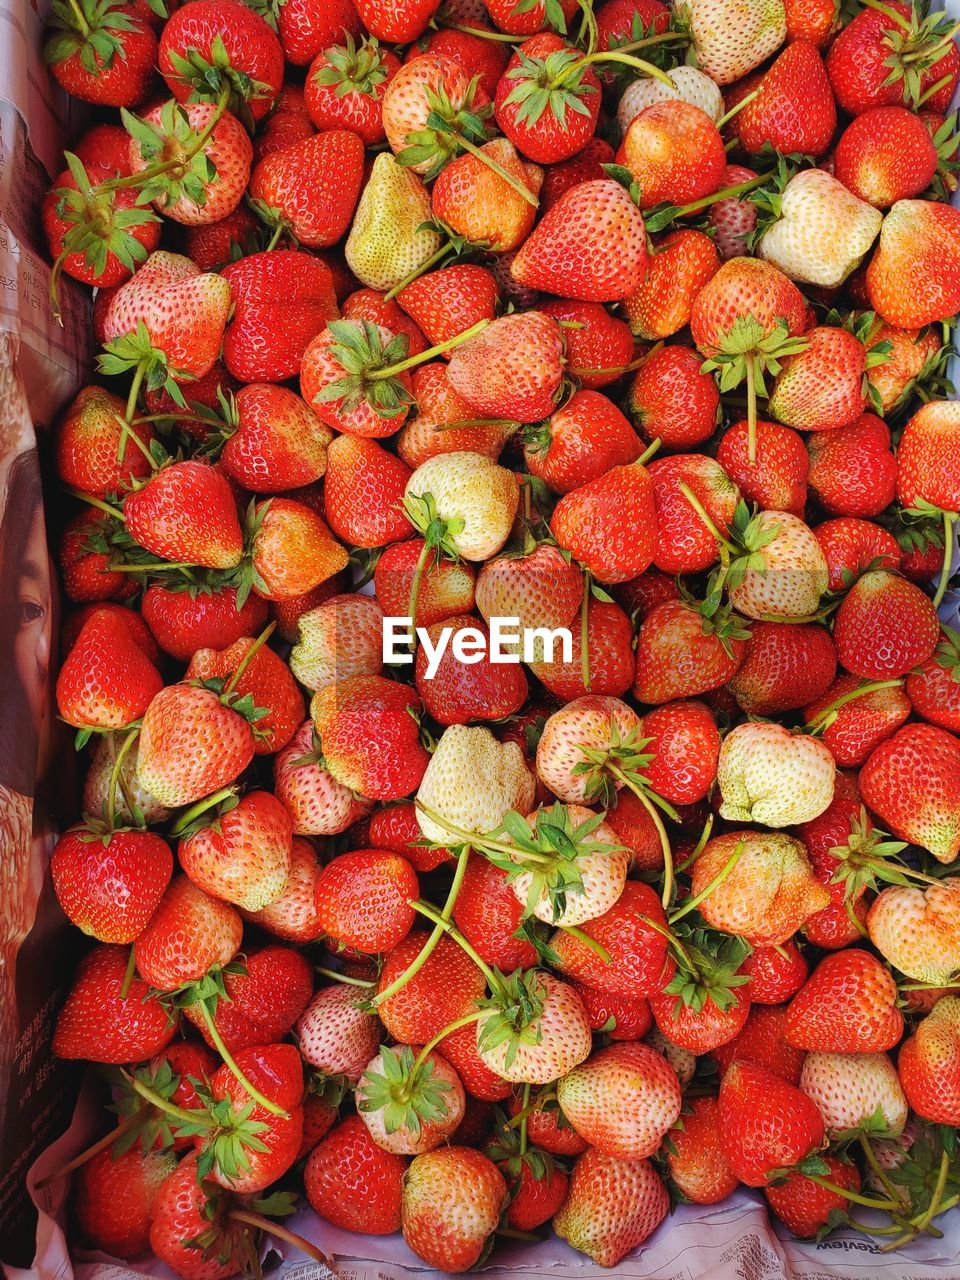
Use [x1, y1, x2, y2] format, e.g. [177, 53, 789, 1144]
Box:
[486, 0, 579, 34]
[833, 569, 939, 681]
[813, 517, 900, 593]
[56, 607, 163, 731]
[62, 602, 158, 662]
[664, 1095, 738, 1204]
[398, 363, 512, 467]
[539, 137, 615, 212]
[402, 1146, 508, 1273]
[136, 683, 256, 808]
[558, 1041, 681, 1160]
[414, 614, 529, 724]
[712, 1004, 806, 1085]
[447, 310, 564, 422]
[148, 1155, 247, 1280]
[737, 41, 836, 156]
[898, 996, 960, 1125]
[300, 319, 415, 439]
[866, 199, 960, 328]
[355, 0, 441, 42]
[311, 674, 430, 800]
[897, 399, 960, 514]
[45, 1, 157, 107]
[716, 417, 808, 515]
[553, 1148, 669, 1268]
[835, 105, 938, 207]
[528, 596, 635, 701]
[476, 544, 582, 634]
[377, 930, 487, 1044]
[551, 461, 658, 584]
[511, 178, 648, 301]
[431, 138, 540, 252]
[397, 263, 500, 351]
[221, 250, 339, 383]
[305, 1114, 405, 1234]
[440, 1021, 512, 1103]
[707, 162, 759, 260]
[906, 626, 960, 735]
[786, 948, 903, 1054]
[52, 944, 177, 1063]
[178, 790, 293, 911]
[634, 598, 747, 704]
[768, 325, 869, 432]
[125, 461, 244, 570]
[807, 412, 898, 518]
[184, 944, 313, 1054]
[648, 454, 738, 575]
[305, 36, 401, 145]
[803, 671, 910, 768]
[314, 848, 418, 953]
[627, 345, 720, 450]
[375, 536, 476, 628]
[275, 0, 362, 65]
[718, 1060, 825, 1186]
[74, 1145, 176, 1259]
[323, 435, 413, 549]
[639, 699, 719, 805]
[494, 36, 601, 164]
[142, 584, 268, 662]
[357, 801, 451, 874]
[134, 875, 242, 991]
[523, 389, 641, 495]
[187, 635, 303, 756]
[406, 22, 510, 100]
[727, 621, 835, 717]
[249, 497, 350, 600]
[574, 984, 652, 1040]
[739, 944, 809, 1005]
[765, 1155, 862, 1237]
[549, 881, 672, 999]
[541, 298, 634, 390]
[241, 836, 321, 942]
[273, 719, 371, 835]
[860, 722, 960, 863]
[51, 823, 172, 944]
[618, 100, 725, 208]
[453, 853, 538, 971]
[54, 385, 156, 497]
[622, 229, 720, 341]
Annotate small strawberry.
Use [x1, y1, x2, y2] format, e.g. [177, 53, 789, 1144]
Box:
[415, 724, 534, 846]
[377, 929, 487, 1045]
[899, 996, 960, 1125]
[803, 671, 910, 768]
[52, 944, 177, 1063]
[217, 384, 332, 494]
[727, 621, 836, 716]
[542, 298, 634, 390]
[619, 101, 725, 209]
[398, 362, 513, 468]
[800, 1049, 907, 1137]
[548, 880, 671, 1000]
[765, 1155, 862, 1238]
[186, 634, 304, 755]
[323, 436, 413, 547]
[664, 1095, 738, 1205]
[249, 129, 364, 248]
[477, 971, 593, 1084]
[906, 626, 960, 735]
[768, 325, 870, 433]
[134, 874, 241, 991]
[835, 106, 939, 208]
[248, 497, 350, 600]
[183, 944, 312, 1054]
[737, 41, 836, 156]
[813, 517, 901, 592]
[528, 596, 635, 702]
[305, 36, 401, 145]
[414, 614, 529, 725]
[74, 1145, 176, 1258]
[759, 169, 883, 289]
[494, 35, 601, 165]
[375, 536, 476, 628]
[297, 983, 382, 1086]
[315, 848, 418, 954]
[305, 1115, 405, 1234]
[807, 412, 898, 519]
[717, 1060, 825, 1187]
[633, 598, 747, 704]
[716, 418, 808, 515]
[125, 461, 244, 571]
[447, 310, 565, 423]
[404, 451, 519, 561]
[832, 569, 939, 681]
[524, 389, 641, 495]
[142, 584, 268, 662]
[786, 949, 904, 1054]
[551, 461, 658, 585]
[355, 0, 440, 42]
[357, 1045, 465, 1155]
[622, 229, 720, 342]
[311, 674, 429, 800]
[289, 594, 384, 693]
[178, 790, 293, 912]
[431, 138, 540, 253]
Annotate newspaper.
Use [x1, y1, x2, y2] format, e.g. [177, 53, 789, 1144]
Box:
[2, 0, 960, 1274]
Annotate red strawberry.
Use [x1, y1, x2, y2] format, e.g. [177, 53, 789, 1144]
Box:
[374, 537, 476, 629]
[768, 326, 869, 433]
[355, 0, 440, 42]
[74, 1146, 176, 1262]
[446, 310, 565, 423]
[414, 614, 528, 724]
[125, 462, 244, 571]
[406, 22, 510, 100]
[524, 389, 641, 495]
[398, 264, 501, 351]
[359, 801, 451, 873]
[148, 1155, 246, 1280]
[431, 140, 540, 254]
[343, 288, 428, 359]
[184, 944, 313, 1053]
[622, 229, 720, 342]
[633, 598, 747, 704]
[377, 930, 487, 1044]
[134, 875, 242, 991]
[184, 206, 261, 271]
[717, 1060, 825, 1186]
[648, 454, 738, 575]
[56, 607, 163, 731]
[541, 298, 634, 390]
[551, 461, 658, 584]
[218, 384, 333, 494]
[737, 41, 836, 156]
[707, 162, 759, 260]
[712, 1005, 807, 1086]
[618, 101, 725, 208]
[311, 674, 430, 800]
[314, 848, 418, 953]
[665, 1095, 738, 1205]
[627, 345, 719, 450]
[241, 836, 322, 942]
[276, 0, 362, 65]
[494, 35, 601, 164]
[142, 585, 268, 662]
[866, 199, 960, 329]
[716, 418, 808, 516]
[486, 0, 578, 35]
[322, 437, 412, 549]
[727, 621, 836, 716]
[61, 602, 158, 662]
[906, 626, 960, 735]
[59, 509, 134, 603]
[898, 996, 960, 1126]
[53, 945, 177, 1063]
[305, 1115, 405, 1234]
[51, 824, 172, 944]
[453, 854, 539, 971]
[807, 413, 898, 518]
[740, 942, 809, 1005]
[187, 635, 303, 755]
[528, 597, 635, 702]
[45, 1, 157, 107]
[896, 399, 960, 513]
[832, 569, 939, 681]
[221, 250, 339, 383]
[249, 130, 364, 247]
[835, 106, 939, 207]
[136, 683, 256, 808]
[803, 671, 910, 768]
[305, 37, 401, 145]
[178, 790, 293, 911]
[549, 881, 671, 999]
[785, 949, 903, 1053]
[860, 722, 960, 864]
[575, 984, 652, 1040]
[766, 1155, 862, 1238]
[639, 700, 719, 806]
[813, 517, 901, 592]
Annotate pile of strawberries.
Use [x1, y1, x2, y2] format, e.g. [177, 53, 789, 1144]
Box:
[36, 0, 960, 1270]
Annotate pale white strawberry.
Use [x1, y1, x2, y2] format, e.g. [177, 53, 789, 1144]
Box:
[727, 510, 828, 619]
[536, 695, 642, 804]
[800, 1051, 908, 1138]
[617, 67, 724, 131]
[416, 724, 534, 845]
[867, 881, 960, 985]
[509, 804, 629, 928]
[557, 1042, 682, 1160]
[345, 153, 441, 292]
[297, 985, 382, 1085]
[673, 0, 786, 85]
[84, 736, 172, 826]
[356, 1046, 465, 1155]
[290, 594, 385, 692]
[758, 169, 883, 288]
[274, 720, 372, 835]
[553, 1150, 669, 1268]
[477, 973, 592, 1085]
[717, 722, 836, 826]
[404, 452, 520, 562]
[646, 1029, 697, 1085]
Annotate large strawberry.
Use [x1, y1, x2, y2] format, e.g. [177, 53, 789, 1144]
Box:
[860, 723, 960, 864]
[249, 129, 364, 247]
[718, 1060, 825, 1186]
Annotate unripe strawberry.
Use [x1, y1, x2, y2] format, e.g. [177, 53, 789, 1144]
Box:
[717, 721, 836, 827]
[404, 452, 519, 561]
[800, 1051, 907, 1137]
[557, 1042, 681, 1160]
[290, 594, 385, 691]
[867, 879, 960, 985]
[416, 725, 534, 845]
[758, 169, 883, 287]
[345, 152, 441, 291]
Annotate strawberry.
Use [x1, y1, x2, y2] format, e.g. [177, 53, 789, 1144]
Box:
[346, 152, 441, 293]
[45, 0, 156, 107]
[83, 735, 171, 828]
[357, 1044, 465, 1154]
[807, 413, 898, 518]
[447, 310, 564, 423]
[724, 509, 829, 621]
[549, 881, 671, 999]
[664, 1095, 738, 1205]
[800, 1049, 907, 1137]
[252, 84, 316, 162]
[551, 461, 658, 584]
[415, 724, 534, 845]
[619, 101, 725, 209]
[375, 537, 476, 628]
[431, 138, 540, 253]
[406, 22, 510, 100]
[305, 36, 401, 145]
[541, 298, 634, 391]
[404, 451, 520, 561]
[524, 389, 641, 495]
[574, 985, 652, 1040]
[758, 169, 883, 289]
[134, 875, 241, 990]
[737, 41, 836, 156]
[249, 129, 364, 247]
[414, 614, 528, 724]
[398, 364, 513, 468]
[52, 944, 177, 1063]
[148, 1155, 247, 1280]
[297, 1094, 338, 1159]
[813, 517, 900, 592]
[62, 604, 156, 664]
[634, 598, 747, 704]
[715, 418, 808, 515]
[289, 593, 384, 693]
[898, 996, 960, 1125]
[397, 263, 500, 352]
[494, 36, 601, 165]
[311, 674, 429, 800]
[476, 544, 582, 633]
[101, 250, 231, 381]
[402, 1147, 507, 1272]
[539, 137, 615, 212]
[142, 584, 268, 662]
[218, 384, 332, 494]
[906, 626, 960, 735]
[832, 569, 939, 681]
[674, 0, 786, 85]
[622, 229, 720, 342]
[158, 0, 284, 122]
[275, 0, 362, 65]
[184, 944, 312, 1053]
[868, 879, 960, 985]
[359, 801, 452, 874]
[835, 106, 938, 208]
[377, 929, 487, 1044]
[765, 1155, 862, 1237]
[718, 1060, 824, 1186]
[187, 635, 304, 755]
[322, 436, 413, 547]
[54, 384, 157, 497]
[512, 178, 648, 301]
[553, 1149, 669, 1268]
[355, 0, 440, 42]
[126, 462, 244, 571]
[768, 325, 869, 432]
[618, 66, 724, 133]
[305, 1114, 405, 1234]
[56, 607, 163, 732]
[866, 318, 942, 414]
[51, 823, 172, 944]
[649, 454, 738, 576]
[297, 983, 381, 1086]
[74, 1145, 176, 1258]
[314, 848, 419, 954]
[241, 836, 321, 942]
[178, 790, 292, 911]
[803, 671, 910, 768]
[728, 621, 836, 716]
[866, 199, 960, 328]
[860, 723, 960, 864]
[557, 1042, 681, 1159]
[786, 948, 903, 1054]
[220, 250, 339, 383]
[896, 399, 960, 514]
[136, 683, 256, 808]
[485, 0, 579, 34]
[300, 319, 416, 439]
[712, 1004, 806, 1084]
[453, 854, 538, 971]
[248, 497, 350, 600]
[343, 288, 429, 360]
[717, 723, 836, 829]
[529, 596, 636, 701]
[638, 699, 720, 805]
[381, 52, 488, 174]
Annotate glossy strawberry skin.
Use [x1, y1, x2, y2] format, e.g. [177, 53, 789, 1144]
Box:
[53, 945, 178, 1063]
[718, 1061, 825, 1187]
[314, 848, 419, 953]
[453, 854, 538, 971]
[51, 826, 173, 944]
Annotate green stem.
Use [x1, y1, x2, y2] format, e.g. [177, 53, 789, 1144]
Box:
[745, 350, 758, 465]
[664, 173, 768, 221]
[932, 510, 956, 608]
[669, 840, 744, 924]
[676, 813, 714, 874]
[879, 1150, 952, 1251]
[65, 0, 91, 37]
[407, 897, 507, 998]
[197, 1001, 290, 1119]
[123, 363, 147, 429]
[67, 489, 125, 521]
[568, 48, 674, 88]
[637, 438, 661, 466]
[369, 317, 490, 380]
[406, 538, 433, 636]
[445, 21, 521, 40]
[106, 727, 140, 832]
[127, 1073, 216, 1128]
[856, 0, 912, 31]
[918, 72, 953, 107]
[559, 924, 611, 965]
[170, 786, 237, 838]
[384, 241, 456, 303]
[413, 803, 551, 864]
[411, 1009, 486, 1074]
[806, 678, 905, 731]
[803, 1174, 901, 1211]
[228, 1211, 332, 1268]
[315, 966, 374, 988]
[119, 944, 138, 1000]
[505, 1089, 556, 1131]
[677, 481, 736, 553]
[519, 1081, 531, 1158]
[452, 132, 539, 207]
[264, 220, 286, 252]
[609, 768, 674, 908]
[223, 622, 276, 696]
[716, 90, 759, 130]
[34, 1111, 141, 1187]
[858, 1134, 903, 1208]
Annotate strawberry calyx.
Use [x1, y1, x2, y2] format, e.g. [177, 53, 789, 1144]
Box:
[306, 1067, 351, 1110]
[71, 715, 142, 754]
[661, 923, 750, 1016]
[98, 319, 195, 411]
[358, 1043, 457, 1140]
[929, 111, 960, 198]
[677, 581, 753, 652]
[314, 318, 416, 420]
[871, 1, 960, 110]
[933, 624, 960, 682]
[189, 1088, 274, 1185]
[395, 76, 492, 181]
[108, 1056, 195, 1154]
[826, 806, 944, 900]
[122, 101, 221, 211]
[477, 968, 550, 1072]
[501, 46, 597, 133]
[312, 33, 392, 100]
[485, 1106, 561, 1181]
[164, 34, 272, 129]
[44, 0, 142, 72]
